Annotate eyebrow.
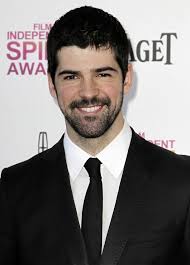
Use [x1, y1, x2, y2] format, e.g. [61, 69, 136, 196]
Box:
[57, 70, 79, 76]
[95, 66, 118, 73]
[57, 66, 118, 76]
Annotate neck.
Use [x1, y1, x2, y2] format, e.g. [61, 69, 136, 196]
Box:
[66, 114, 124, 156]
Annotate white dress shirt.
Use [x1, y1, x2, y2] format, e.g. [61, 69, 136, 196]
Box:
[63, 121, 132, 250]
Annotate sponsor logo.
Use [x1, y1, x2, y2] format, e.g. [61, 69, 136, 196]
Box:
[5, 26, 177, 76]
[6, 23, 51, 75]
[139, 131, 176, 152]
[129, 33, 177, 64]
[38, 131, 48, 153]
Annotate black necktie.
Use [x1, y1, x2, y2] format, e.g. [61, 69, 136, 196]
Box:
[82, 158, 103, 265]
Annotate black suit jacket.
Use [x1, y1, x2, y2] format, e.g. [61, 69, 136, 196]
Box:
[1, 130, 190, 265]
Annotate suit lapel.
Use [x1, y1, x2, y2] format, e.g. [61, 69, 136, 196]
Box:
[48, 138, 88, 265]
[100, 131, 150, 265]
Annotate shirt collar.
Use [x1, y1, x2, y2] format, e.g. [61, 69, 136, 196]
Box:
[97, 121, 132, 178]
[63, 120, 132, 181]
[64, 130, 91, 182]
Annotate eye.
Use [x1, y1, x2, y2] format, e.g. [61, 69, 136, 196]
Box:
[63, 74, 78, 80]
[97, 72, 111, 78]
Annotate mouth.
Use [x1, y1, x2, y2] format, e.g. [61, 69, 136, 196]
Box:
[77, 105, 103, 114]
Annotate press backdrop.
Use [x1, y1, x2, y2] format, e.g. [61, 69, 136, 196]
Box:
[1, 0, 190, 172]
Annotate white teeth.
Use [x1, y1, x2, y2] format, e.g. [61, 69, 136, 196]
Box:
[80, 106, 101, 112]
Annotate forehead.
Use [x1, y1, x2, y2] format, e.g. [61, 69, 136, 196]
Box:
[56, 46, 119, 70]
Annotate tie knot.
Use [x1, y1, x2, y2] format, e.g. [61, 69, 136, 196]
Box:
[84, 158, 101, 180]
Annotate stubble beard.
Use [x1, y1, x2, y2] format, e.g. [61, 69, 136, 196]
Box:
[61, 92, 124, 139]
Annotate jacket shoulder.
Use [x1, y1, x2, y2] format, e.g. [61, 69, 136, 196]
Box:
[131, 131, 190, 180]
[1, 136, 65, 185]
[133, 130, 189, 160]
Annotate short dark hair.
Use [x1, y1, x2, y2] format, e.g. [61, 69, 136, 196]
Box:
[47, 6, 129, 82]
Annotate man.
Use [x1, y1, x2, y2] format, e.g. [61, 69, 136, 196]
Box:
[0, 6, 190, 265]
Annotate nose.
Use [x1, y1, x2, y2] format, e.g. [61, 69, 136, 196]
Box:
[79, 77, 99, 99]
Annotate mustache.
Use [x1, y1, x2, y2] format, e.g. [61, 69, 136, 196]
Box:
[70, 97, 111, 109]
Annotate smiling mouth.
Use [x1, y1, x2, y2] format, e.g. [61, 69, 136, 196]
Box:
[77, 105, 103, 113]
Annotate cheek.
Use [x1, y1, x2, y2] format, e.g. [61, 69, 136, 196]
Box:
[56, 85, 76, 104]
[102, 84, 123, 102]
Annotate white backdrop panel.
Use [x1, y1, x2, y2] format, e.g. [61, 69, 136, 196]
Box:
[1, 0, 190, 172]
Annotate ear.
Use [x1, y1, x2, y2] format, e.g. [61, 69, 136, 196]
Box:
[48, 73, 57, 99]
[123, 63, 133, 95]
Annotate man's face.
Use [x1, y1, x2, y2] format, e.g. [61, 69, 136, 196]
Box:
[48, 46, 131, 138]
